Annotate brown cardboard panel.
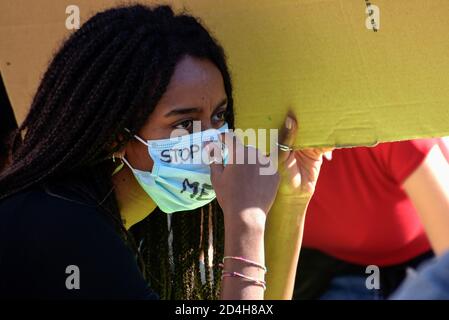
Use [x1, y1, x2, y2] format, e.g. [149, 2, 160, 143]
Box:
[1, 0, 449, 148]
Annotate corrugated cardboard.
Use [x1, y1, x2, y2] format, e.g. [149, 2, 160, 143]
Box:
[1, 0, 449, 148]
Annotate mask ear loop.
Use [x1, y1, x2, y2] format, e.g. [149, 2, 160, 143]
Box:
[112, 128, 149, 175]
[120, 156, 136, 173]
[111, 128, 144, 176]
[124, 128, 149, 146]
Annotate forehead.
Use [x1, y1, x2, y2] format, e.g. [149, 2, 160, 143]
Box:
[158, 55, 226, 105]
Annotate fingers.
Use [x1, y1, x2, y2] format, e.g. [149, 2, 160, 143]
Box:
[209, 160, 224, 183]
[217, 131, 281, 169]
[219, 132, 242, 165]
[205, 141, 225, 186]
[277, 111, 298, 164]
[317, 147, 334, 161]
[295, 148, 331, 173]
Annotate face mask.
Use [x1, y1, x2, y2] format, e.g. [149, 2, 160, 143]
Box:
[121, 123, 229, 213]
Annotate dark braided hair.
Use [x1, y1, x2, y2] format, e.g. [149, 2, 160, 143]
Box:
[0, 4, 234, 300]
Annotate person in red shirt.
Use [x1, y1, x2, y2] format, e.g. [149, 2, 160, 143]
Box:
[293, 138, 449, 299]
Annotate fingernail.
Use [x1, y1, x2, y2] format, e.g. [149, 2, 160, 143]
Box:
[285, 116, 293, 130]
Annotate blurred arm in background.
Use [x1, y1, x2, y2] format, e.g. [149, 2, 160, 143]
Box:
[403, 142, 449, 256]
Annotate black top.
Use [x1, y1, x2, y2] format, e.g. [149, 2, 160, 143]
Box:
[0, 185, 158, 299]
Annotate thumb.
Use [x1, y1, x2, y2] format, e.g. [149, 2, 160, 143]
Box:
[277, 111, 298, 164]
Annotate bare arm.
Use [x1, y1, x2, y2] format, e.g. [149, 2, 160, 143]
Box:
[221, 210, 267, 299]
[264, 197, 309, 299]
[403, 144, 449, 255]
[264, 115, 329, 299]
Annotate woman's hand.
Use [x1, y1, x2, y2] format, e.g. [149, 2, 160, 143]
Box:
[276, 114, 332, 203]
[209, 133, 280, 230]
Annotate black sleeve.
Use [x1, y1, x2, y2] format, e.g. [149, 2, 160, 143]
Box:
[1, 190, 158, 299]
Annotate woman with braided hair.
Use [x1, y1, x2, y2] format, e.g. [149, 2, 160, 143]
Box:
[0, 4, 326, 299]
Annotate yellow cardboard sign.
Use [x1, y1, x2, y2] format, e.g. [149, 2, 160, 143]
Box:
[1, 0, 449, 148]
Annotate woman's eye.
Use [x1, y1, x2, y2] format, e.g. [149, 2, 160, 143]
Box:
[213, 111, 226, 123]
[174, 119, 193, 130]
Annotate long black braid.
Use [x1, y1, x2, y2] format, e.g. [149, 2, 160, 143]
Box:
[0, 4, 233, 300]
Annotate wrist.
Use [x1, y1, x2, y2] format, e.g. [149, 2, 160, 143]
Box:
[223, 207, 267, 233]
[224, 227, 265, 264]
[224, 209, 265, 252]
[273, 193, 312, 209]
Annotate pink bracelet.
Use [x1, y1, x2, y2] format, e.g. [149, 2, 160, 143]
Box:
[222, 256, 267, 272]
[221, 271, 266, 290]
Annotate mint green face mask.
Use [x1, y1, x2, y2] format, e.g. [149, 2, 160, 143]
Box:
[121, 123, 229, 213]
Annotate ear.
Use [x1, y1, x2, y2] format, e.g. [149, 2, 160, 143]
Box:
[111, 133, 127, 161]
[112, 150, 126, 161]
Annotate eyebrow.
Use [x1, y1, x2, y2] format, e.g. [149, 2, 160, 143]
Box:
[164, 98, 228, 117]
